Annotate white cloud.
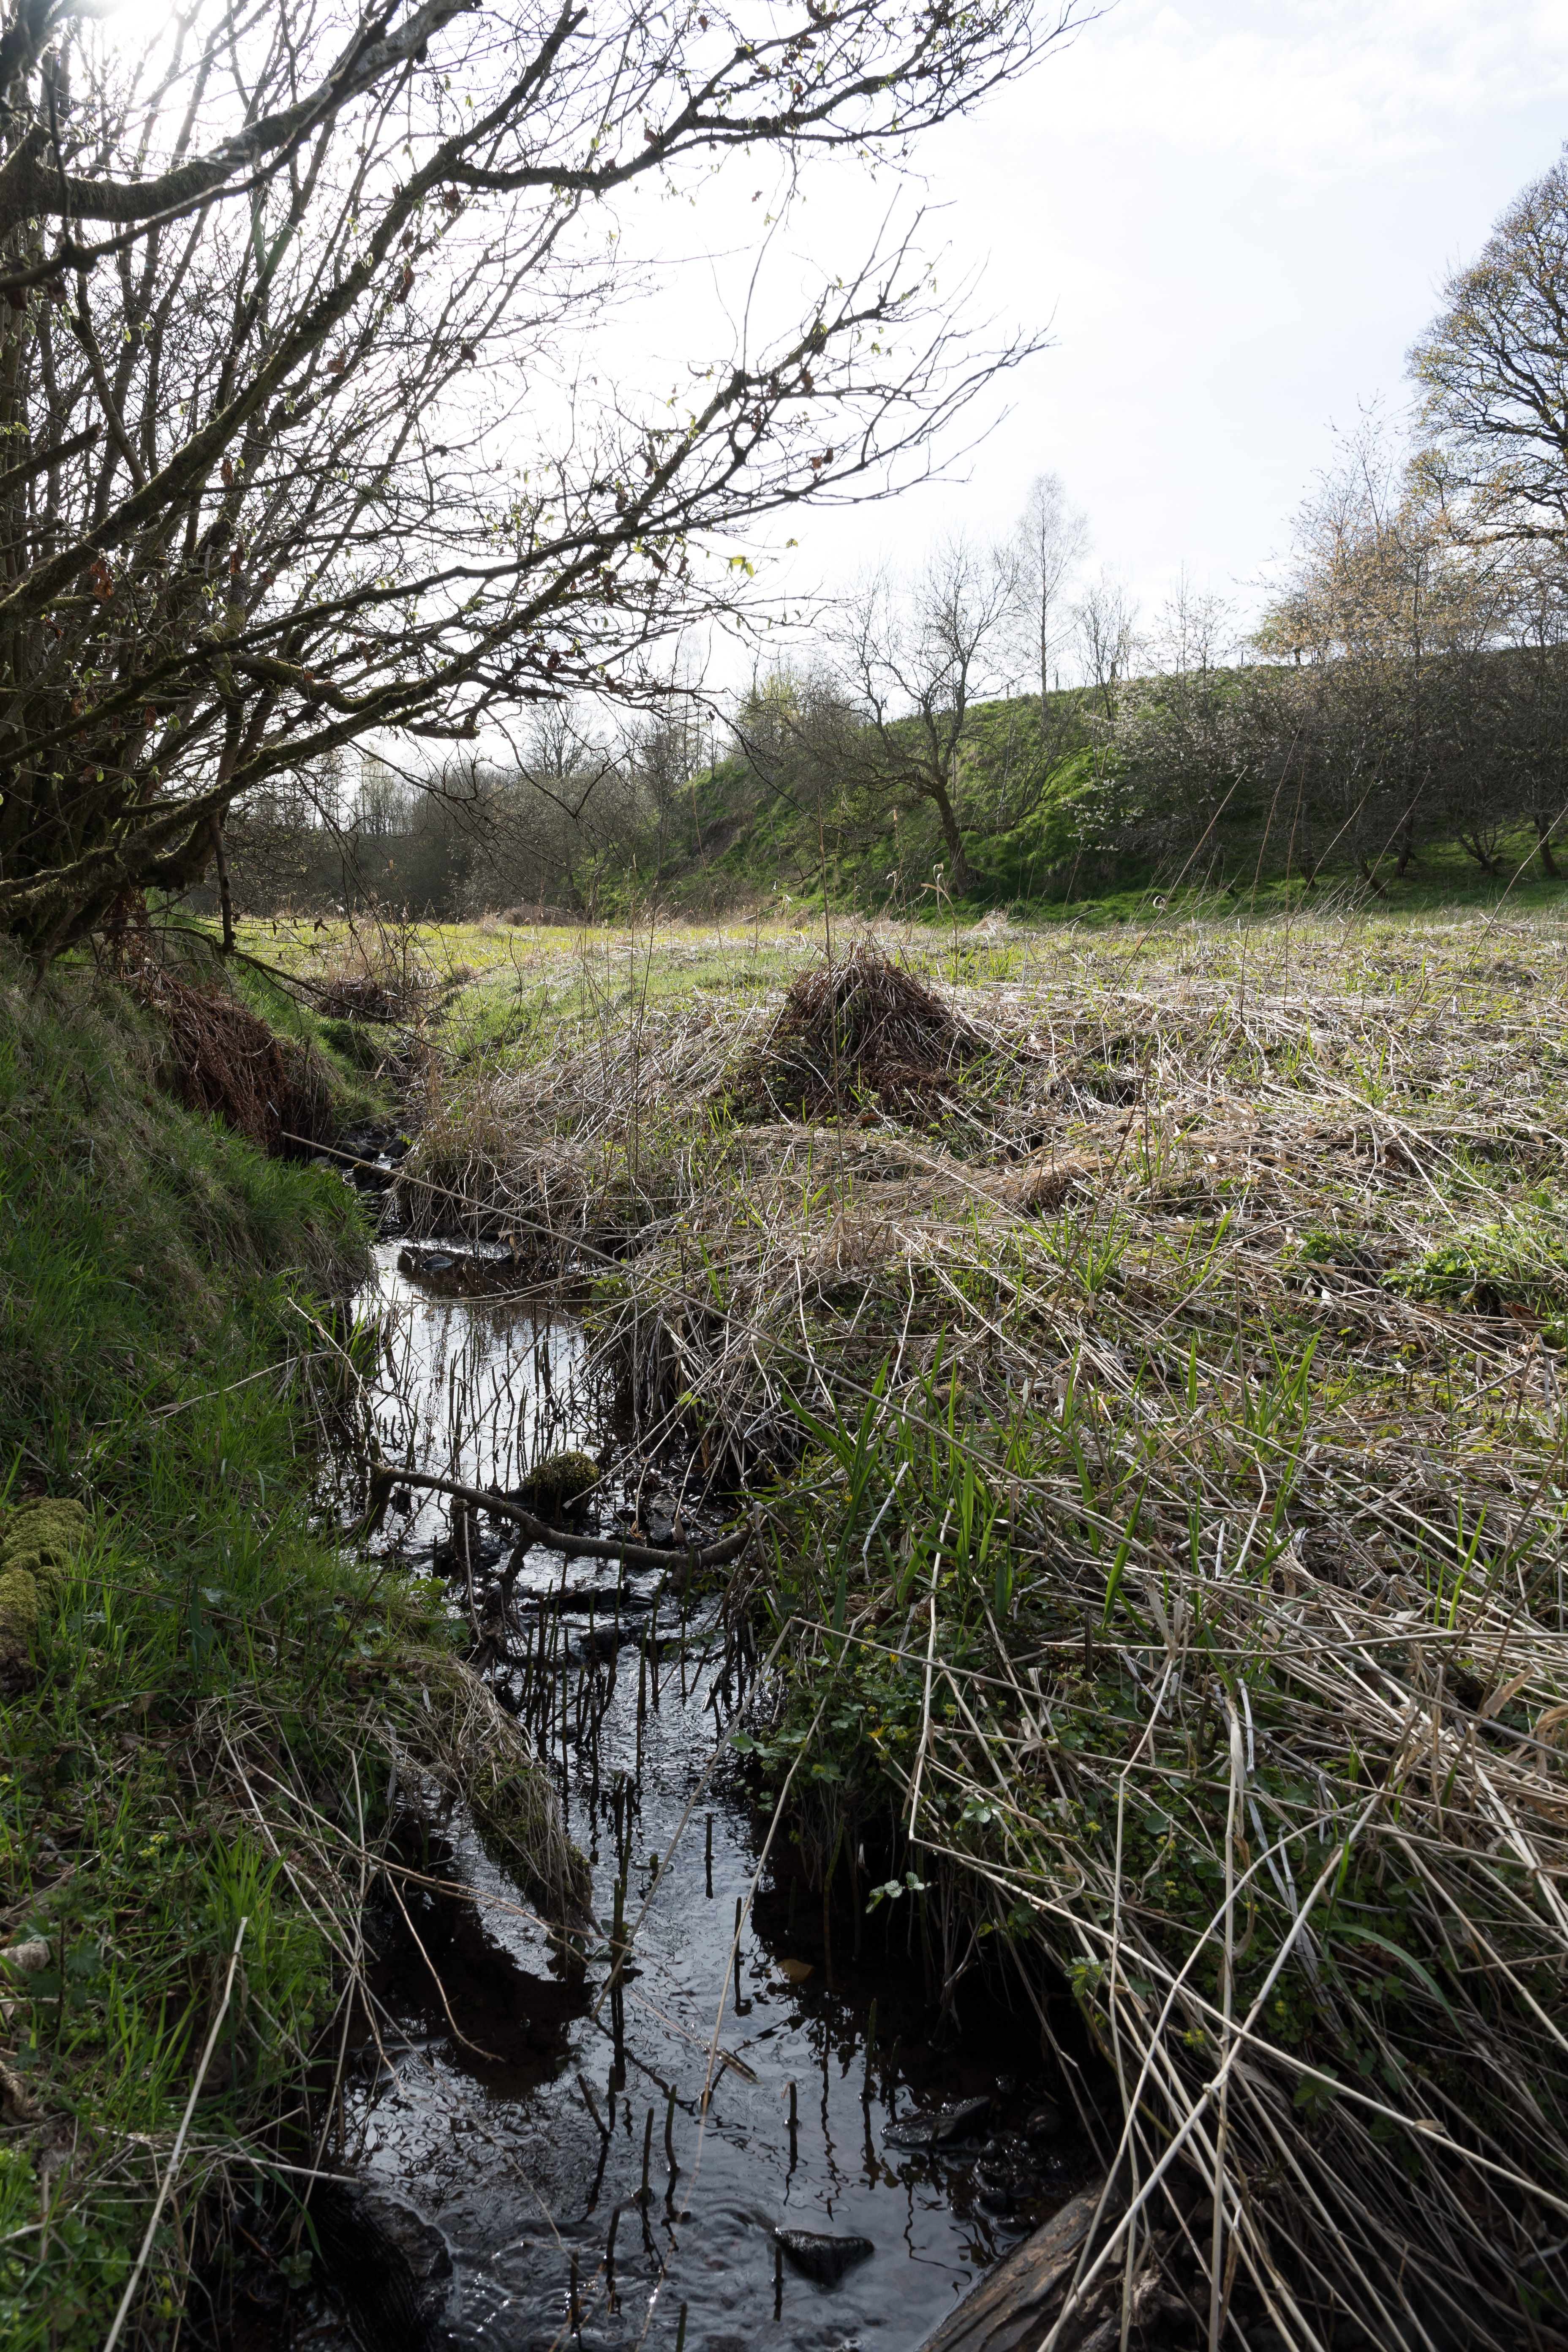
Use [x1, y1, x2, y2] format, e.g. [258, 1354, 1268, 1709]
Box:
[1009, 0, 1568, 182]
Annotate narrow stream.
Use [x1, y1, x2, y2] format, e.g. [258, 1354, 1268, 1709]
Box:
[313, 1236, 1094, 2352]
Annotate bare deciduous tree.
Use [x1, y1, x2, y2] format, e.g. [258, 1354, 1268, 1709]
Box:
[828, 538, 1015, 891]
[0, 0, 1076, 959]
[1501, 552, 1568, 875]
[1005, 469, 1086, 701]
[1410, 147, 1568, 550]
[1252, 416, 1510, 884]
[355, 752, 414, 839]
[1089, 419, 1546, 898]
[624, 699, 706, 888]
[1146, 568, 1231, 680]
[1073, 569, 1137, 718]
[728, 661, 859, 889]
[454, 710, 642, 912]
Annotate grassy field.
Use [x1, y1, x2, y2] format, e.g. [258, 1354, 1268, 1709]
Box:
[14, 896, 1562, 2346]
[256, 893, 1568, 2348]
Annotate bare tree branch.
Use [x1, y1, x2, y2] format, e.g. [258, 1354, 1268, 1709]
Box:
[0, 0, 1080, 954]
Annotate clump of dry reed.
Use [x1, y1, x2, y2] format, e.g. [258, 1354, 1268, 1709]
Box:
[130, 955, 338, 1155]
[772, 1441, 1568, 2350]
[720, 938, 1007, 1122]
[395, 990, 770, 1246]
[298, 906, 439, 1022]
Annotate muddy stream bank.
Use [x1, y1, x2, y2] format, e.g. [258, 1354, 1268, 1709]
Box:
[298, 1226, 1098, 2352]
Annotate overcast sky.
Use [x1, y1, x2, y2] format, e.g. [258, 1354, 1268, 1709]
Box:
[733, 0, 1568, 663]
[109, 0, 1568, 726]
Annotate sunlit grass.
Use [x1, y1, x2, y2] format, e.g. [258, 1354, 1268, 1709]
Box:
[362, 889, 1568, 2347]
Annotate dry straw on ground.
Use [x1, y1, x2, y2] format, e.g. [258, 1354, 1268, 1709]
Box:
[398, 913, 1568, 2348]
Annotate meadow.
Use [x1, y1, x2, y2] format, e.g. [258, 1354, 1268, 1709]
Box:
[248, 891, 1568, 2350]
[6, 891, 1566, 2349]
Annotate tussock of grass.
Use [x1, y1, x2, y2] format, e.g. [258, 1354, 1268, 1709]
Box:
[720, 940, 1003, 1122]
[129, 953, 339, 1158]
[316, 1013, 401, 1074]
[403, 1653, 591, 1918]
[395, 983, 767, 1247]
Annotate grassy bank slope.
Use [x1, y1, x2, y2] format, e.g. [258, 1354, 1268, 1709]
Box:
[0, 955, 564, 2349]
[568, 691, 1568, 932]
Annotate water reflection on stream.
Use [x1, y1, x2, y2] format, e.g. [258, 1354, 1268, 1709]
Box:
[327, 1241, 1091, 2352]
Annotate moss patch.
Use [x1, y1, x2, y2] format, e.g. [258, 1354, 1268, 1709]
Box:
[514, 1449, 599, 1517]
[0, 1499, 87, 1670]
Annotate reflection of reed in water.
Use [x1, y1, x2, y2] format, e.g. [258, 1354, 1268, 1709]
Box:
[358, 1241, 605, 1556]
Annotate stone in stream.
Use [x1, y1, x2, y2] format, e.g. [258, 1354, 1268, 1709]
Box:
[510, 1448, 600, 1519]
[773, 2227, 876, 2284]
[1024, 2099, 1064, 2143]
[398, 1247, 456, 1278]
[883, 2094, 992, 2152]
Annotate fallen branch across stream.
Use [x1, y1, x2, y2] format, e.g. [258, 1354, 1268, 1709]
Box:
[357, 1463, 755, 1579]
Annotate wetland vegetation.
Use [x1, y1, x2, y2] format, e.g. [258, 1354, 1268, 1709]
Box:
[8, 897, 1559, 2347]
[377, 901, 1568, 2350]
[3, 5, 1568, 2342]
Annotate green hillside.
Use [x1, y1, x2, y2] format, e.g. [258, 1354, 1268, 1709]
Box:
[592, 682, 1568, 926]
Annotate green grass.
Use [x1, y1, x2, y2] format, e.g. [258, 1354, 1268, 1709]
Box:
[1388, 1190, 1568, 1345]
[0, 955, 366, 1468]
[0, 951, 522, 2349]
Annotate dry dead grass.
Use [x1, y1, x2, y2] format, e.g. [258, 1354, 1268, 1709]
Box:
[128, 951, 339, 1155]
[390, 906, 1568, 2348]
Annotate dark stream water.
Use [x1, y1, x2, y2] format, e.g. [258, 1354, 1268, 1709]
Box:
[302, 1237, 1094, 2352]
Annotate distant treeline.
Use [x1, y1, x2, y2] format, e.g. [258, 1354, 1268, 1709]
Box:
[1068, 448, 1568, 894]
[212, 440, 1568, 920]
[207, 714, 672, 921]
